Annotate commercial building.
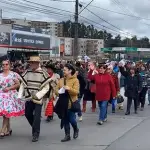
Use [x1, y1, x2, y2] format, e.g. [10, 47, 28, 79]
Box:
[0, 24, 53, 60]
[1, 18, 64, 37]
[58, 37, 104, 57]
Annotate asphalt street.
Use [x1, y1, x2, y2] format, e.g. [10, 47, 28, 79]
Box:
[0, 92, 150, 150]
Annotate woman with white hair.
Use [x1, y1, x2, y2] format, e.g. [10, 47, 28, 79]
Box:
[107, 65, 120, 113]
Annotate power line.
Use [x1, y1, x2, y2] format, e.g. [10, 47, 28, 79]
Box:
[81, 6, 125, 33]
[80, 4, 150, 38]
[1, 0, 73, 15]
[114, 0, 136, 16]
[0, 0, 74, 18]
[2, 0, 132, 36]
[19, 0, 73, 14]
[79, 15, 127, 36]
[80, 2, 150, 21]
[1, 0, 141, 38]
[78, 0, 94, 15]
[79, 18, 125, 37]
[3, 8, 71, 20]
[1, 3, 73, 22]
[111, 0, 133, 16]
[49, 0, 75, 2]
[80, 1, 150, 28]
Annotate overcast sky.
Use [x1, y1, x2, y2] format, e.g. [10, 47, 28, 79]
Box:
[1, 0, 150, 39]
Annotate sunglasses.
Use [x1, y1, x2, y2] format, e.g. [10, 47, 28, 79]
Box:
[2, 64, 9, 66]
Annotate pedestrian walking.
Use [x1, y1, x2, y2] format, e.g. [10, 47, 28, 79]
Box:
[18, 56, 52, 142]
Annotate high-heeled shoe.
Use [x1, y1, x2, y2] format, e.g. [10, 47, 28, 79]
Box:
[5, 130, 12, 136]
[0, 132, 5, 138]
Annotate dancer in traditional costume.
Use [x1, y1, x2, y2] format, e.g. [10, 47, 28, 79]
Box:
[18, 56, 52, 142]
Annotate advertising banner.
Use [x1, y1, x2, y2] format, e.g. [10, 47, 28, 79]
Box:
[12, 24, 48, 34]
[12, 33, 50, 49]
[101, 48, 112, 52]
[138, 48, 150, 52]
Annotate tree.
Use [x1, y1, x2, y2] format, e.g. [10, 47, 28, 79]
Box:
[61, 20, 150, 48]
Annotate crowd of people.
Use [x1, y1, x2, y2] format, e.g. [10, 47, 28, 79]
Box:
[0, 56, 150, 143]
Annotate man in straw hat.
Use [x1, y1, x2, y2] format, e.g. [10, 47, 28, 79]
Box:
[18, 56, 52, 142]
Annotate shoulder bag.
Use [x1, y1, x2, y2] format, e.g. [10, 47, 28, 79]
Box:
[64, 78, 81, 112]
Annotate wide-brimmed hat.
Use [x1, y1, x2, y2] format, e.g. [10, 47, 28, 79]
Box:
[28, 56, 40, 62]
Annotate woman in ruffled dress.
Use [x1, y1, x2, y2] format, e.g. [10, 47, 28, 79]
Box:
[0, 60, 24, 137]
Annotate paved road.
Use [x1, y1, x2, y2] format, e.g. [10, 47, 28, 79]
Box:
[0, 95, 150, 150]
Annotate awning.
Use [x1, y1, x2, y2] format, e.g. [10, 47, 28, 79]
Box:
[0, 45, 52, 50]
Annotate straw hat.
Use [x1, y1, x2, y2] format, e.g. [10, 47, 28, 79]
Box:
[28, 56, 40, 62]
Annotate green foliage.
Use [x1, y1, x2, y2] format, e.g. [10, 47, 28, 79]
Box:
[61, 20, 150, 48]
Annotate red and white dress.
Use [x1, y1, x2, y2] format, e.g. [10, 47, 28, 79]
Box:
[0, 71, 25, 118]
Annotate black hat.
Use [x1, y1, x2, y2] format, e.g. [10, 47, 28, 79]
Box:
[45, 63, 56, 71]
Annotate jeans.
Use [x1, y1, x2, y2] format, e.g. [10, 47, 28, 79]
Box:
[77, 98, 82, 117]
[98, 101, 108, 121]
[25, 101, 42, 137]
[64, 110, 78, 134]
[112, 99, 117, 110]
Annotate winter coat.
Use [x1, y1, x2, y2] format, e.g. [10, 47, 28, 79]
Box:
[77, 74, 86, 98]
[120, 67, 142, 98]
[110, 73, 120, 93]
[55, 74, 79, 109]
[88, 70, 116, 101]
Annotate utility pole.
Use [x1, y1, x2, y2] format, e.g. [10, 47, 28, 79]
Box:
[0, 9, 2, 24]
[74, 0, 79, 59]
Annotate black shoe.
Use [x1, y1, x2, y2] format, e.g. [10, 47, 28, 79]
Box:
[135, 111, 138, 114]
[61, 135, 71, 142]
[112, 109, 115, 113]
[50, 116, 53, 120]
[140, 107, 144, 111]
[46, 116, 53, 122]
[32, 136, 39, 142]
[73, 128, 79, 139]
[125, 111, 130, 115]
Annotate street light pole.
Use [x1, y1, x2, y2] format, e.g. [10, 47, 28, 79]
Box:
[0, 9, 2, 24]
[74, 0, 79, 59]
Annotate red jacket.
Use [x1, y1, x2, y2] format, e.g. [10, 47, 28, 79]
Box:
[88, 70, 116, 101]
[110, 73, 120, 93]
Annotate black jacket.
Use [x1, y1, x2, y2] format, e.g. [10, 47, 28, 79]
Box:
[77, 74, 86, 98]
[54, 92, 68, 120]
[120, 67, 142, 98]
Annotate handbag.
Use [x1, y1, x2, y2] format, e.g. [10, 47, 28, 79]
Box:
[117, 94, 124, 104]
[64, 78, 81, 112]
